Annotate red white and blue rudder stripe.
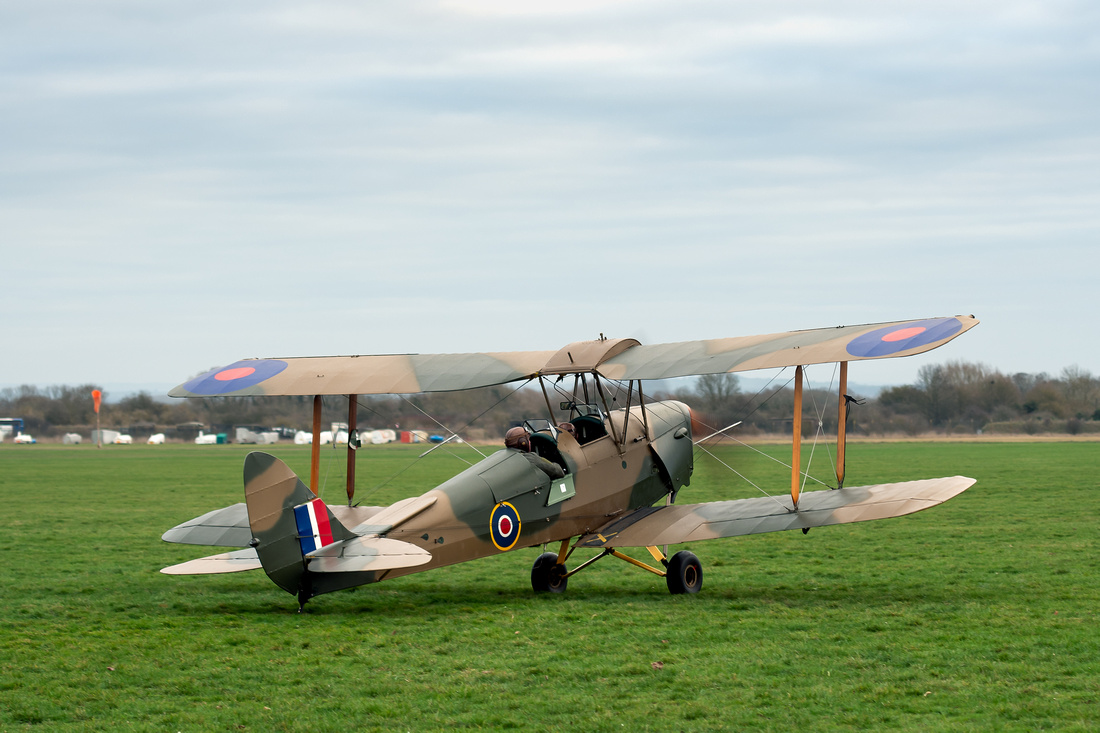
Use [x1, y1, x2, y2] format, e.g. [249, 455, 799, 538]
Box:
[294, 498, 336, 554]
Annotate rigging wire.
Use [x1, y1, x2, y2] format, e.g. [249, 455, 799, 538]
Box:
[689, 368, 794, 468]
[397, 394, 487, 459]
[694, 443, 792, 512]
[352, 379, 533, 503]
[800, 364, 839, 491]
[688, 367, 833, 498]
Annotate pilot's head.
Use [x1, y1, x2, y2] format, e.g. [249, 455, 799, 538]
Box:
[504, 426, 531, 452]
[557, 422, 576, 437]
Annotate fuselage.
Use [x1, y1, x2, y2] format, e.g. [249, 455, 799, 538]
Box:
[371, 399, 694, 581]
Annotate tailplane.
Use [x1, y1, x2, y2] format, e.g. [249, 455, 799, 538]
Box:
[163, 451, 432, 607]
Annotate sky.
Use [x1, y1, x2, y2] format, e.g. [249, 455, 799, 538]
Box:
[3, 0, 1098, 398]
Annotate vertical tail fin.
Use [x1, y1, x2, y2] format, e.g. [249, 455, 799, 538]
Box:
[243, 452, 355, 600]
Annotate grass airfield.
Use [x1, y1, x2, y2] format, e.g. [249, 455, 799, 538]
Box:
[1, 441, 1097, 731]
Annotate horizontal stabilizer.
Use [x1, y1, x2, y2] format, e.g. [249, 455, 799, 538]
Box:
[348, 495, 437, 535]
[162, 503, 252, 547]
[161, 548, 262, 575]
[162, 502, 387, 551]
[580, 476, 975, 548]
[306, 536, 432, 573]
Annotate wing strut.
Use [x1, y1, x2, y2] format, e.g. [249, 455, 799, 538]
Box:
[346, 394, 358, 505]
[836, 362, 848, 488]
[791, 365, 803, 508]
[593, 374, 622, 449]
[310, 395, 322, 492]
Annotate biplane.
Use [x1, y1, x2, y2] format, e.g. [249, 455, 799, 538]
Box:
[162, 316, 978, 610]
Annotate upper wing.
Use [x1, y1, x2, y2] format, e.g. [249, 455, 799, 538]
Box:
[169, 315, 977, 397]
[169, 350, 556, 398]
[578, 476, 975, 548]
[596, 316, 979, 381]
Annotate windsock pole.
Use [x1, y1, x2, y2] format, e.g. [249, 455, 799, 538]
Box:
[92, 389, 102, 448]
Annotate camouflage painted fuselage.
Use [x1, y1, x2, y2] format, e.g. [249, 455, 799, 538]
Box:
[351, 400, 692, 586]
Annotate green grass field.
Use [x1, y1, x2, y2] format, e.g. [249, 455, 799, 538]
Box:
[1, 441, 1097, 731]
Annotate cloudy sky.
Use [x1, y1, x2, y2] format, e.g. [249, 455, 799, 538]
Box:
[4, 0, 1097, 396]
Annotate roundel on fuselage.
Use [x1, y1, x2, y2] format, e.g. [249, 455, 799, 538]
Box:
[489, 502, 521, 551]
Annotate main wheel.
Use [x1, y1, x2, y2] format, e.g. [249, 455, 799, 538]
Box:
[531, 552, 568, 593]
[666, 551, 702, 594]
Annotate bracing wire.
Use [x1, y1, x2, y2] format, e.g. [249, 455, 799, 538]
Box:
[689, 366, 835, 499]
[800, 364, 839, 492]
[397, 394, 487, 459]
[694, 443, 792, 512]
[353, 379, 533, 503]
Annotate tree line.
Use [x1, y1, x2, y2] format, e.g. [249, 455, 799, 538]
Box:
[668, 361, 1100, 438]
[3, 360, 1098, 441]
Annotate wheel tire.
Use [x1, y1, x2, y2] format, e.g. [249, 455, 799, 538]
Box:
[531, 552, 568, 593]
[666, 551, 702, 595]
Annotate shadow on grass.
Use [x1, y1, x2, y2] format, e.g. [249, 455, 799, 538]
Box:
[159, 570, 994, 620]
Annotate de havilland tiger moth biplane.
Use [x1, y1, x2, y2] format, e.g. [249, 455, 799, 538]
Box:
[162, 316, 979, 610]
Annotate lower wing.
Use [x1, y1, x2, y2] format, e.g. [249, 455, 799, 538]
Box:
[579, 476, 975, 548]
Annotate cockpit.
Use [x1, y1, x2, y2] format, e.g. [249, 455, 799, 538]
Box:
[520, 402, 610, 474]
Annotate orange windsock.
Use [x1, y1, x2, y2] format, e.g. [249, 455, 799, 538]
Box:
[92, 389, 102, 414]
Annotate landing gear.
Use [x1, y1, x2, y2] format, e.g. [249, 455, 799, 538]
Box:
[530, 542, 703, 596]
[665, 551, 702, 594]
[531, 552, 568, 593]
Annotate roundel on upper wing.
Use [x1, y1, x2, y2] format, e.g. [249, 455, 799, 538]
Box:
[845, 318, 963, 358]
[489, 502, 521, 551]
[181, 359, 289, 396]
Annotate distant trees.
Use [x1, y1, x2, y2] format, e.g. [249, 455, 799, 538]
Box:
[680, 361, 1100, 438]
[693, 374, 745, 430]
[4, 361, 1099, 440]
[0, 384, 103, 433]
[0, 384, 545, 442]
[900, 362, 1098, 433]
